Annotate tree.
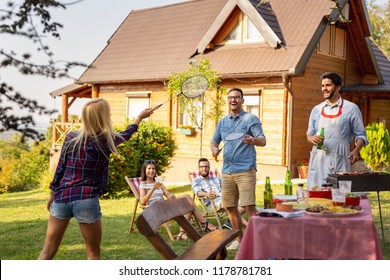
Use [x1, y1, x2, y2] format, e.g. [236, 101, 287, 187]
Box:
[0, 1, 85, 142]
[166, 58, 227, 157]
[367, 0, 390, 58]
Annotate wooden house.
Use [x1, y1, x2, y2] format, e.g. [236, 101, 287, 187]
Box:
[51, 0, 390, 181]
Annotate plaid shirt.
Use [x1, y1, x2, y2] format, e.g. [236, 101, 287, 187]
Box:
[191, 175, 222, 206]
[50, 124, 138, 203]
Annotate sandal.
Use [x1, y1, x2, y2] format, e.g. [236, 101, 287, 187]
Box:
[201, 221, 217, 232]
[176, 230, 188, 241]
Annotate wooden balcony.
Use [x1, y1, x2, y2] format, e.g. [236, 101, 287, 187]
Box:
[52, 121, 81, 149]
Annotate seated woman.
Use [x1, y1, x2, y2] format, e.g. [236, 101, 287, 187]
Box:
[139, 160, 218, 240]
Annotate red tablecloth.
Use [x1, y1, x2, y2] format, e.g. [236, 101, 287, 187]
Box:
[235, 199, 384, 260]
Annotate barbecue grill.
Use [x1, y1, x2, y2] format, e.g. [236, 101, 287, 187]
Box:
[327, 172, 390, 241]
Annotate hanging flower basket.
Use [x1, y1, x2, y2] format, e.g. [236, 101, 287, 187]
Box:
[179, 126, 195, 136]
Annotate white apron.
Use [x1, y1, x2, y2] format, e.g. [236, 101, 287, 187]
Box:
[307, 101, 350, 189]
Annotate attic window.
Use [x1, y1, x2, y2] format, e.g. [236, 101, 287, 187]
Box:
[317, 24, 346, 58]
[216, 11, 265, 45]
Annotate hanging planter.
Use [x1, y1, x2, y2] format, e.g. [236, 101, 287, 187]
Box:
[179, 126, 195, 136]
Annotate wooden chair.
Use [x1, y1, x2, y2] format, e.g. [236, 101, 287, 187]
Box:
[136, 197, 240, 260]
[125, 176, 175, 241]
[187, 169, 227, 228]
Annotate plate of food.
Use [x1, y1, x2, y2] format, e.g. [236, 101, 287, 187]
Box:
[287, 198, 333, 209]
[304, 205, 363, 217]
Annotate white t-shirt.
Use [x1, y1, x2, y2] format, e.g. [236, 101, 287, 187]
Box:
[139, 182, 164, 205]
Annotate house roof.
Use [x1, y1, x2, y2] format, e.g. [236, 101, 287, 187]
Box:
[77, 0, 383, 87]
[50, 83, 91, 97]
[343, 39, 390, 93]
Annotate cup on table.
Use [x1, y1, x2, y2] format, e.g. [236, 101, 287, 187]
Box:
[155, 176, 163, 188]
[209, 190, 217, 199]
[302, 189, 309, 204]
[331, 188, 346, 206]
[338, 180, 352, 195]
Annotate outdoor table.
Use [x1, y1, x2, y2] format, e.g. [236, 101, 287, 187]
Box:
[327, 172, 390, 241]
[235, 199, 384, 260]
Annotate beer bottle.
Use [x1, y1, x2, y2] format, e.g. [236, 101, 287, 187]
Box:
[317, 127, 325, 150]
[284, 169, 293, 195]
[263, 176, 273, 209]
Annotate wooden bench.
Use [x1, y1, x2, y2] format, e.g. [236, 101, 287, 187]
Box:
[136, 197, 240, 260]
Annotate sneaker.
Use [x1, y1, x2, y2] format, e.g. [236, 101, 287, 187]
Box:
[227, 240, 240, 250]
[223, 220, 232, 230]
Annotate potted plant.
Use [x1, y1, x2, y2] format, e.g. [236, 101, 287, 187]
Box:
[179, 125, 195, 136]
[296, 158, 309, 179]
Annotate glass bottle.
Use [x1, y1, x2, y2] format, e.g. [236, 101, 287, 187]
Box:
[284, 169, 293, 195]
[317, 127, 325, 150]
[296, 183, 304, 204]
[263, 176, 273, 209]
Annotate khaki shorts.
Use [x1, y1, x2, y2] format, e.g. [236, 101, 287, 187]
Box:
[221, 169, 256, 208]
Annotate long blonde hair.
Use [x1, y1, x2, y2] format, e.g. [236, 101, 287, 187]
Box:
[68, 98, 120, 158]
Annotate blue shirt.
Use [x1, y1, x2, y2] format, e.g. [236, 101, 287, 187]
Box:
[212, 110, 266, 174]
[307, 98, 368, 145]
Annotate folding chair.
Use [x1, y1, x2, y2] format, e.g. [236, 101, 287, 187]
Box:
[136, 198, 239, 260]
[125, 176, 175, 240]
[187, 169, 227, 228]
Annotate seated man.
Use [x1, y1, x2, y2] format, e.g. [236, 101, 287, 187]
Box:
[191, 158, 247, 228]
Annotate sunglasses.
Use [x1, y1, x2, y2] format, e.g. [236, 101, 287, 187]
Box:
[144, 160, 156, 164]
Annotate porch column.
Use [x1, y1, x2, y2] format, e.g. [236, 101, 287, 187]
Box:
[92, 84, 100, 99]
[62, 93, 68, 122]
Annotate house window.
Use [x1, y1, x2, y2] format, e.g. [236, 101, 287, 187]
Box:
[317, 24, 346, 58]
[242, 94, 261, 118]
[177, 99, 203, 129]
[244, 17, 264, 43]
[126, 91, 151, 120]
[216, 10, 265, 45]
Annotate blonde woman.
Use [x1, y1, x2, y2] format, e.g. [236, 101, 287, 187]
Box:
[38, 98, 155, 260]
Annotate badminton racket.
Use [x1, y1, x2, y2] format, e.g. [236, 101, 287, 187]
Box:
[214, 132, 245, 162]
[156, 75, 208, 109]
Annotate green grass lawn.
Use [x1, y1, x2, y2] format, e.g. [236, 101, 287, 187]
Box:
[0, 184, 389, 260]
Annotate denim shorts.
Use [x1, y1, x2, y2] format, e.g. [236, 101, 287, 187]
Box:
[50, 196, 102, 224]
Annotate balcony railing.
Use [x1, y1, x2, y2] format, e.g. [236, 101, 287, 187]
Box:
[52, 121, 81, 149]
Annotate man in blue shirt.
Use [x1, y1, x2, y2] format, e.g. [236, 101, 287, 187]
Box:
[211, 88, 266, 250]
[306, 72, 368, 189]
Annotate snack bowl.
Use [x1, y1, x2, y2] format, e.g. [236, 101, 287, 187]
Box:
[345, 195, 360, 206]
[276, 203, 293, 212]
[309, 189, 332, 199]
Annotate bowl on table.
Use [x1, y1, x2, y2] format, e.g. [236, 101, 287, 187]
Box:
[309, 188, 332, 199]
[345, 195, 360, 206]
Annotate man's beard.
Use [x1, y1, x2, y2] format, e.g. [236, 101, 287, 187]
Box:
[324, 88, 336, 100]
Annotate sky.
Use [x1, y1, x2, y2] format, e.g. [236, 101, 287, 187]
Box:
[1, 0, 184, 129]
[1, 0, 388, 130]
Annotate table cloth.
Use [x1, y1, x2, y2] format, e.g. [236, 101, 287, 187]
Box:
[235, 199, 383, 260]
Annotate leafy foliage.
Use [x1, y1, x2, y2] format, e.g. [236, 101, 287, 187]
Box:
[367, 0, 390, 58]
[105, 121, 177, 198]
[361, 122, 390, 171]
[0, 1, 86, 141]
[0, 133, 51, 193]
[166, 58, 227, 129]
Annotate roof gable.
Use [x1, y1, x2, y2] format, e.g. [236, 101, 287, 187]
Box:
[76, 0, 389, 86]
[196, 0, 283, 53]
